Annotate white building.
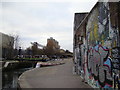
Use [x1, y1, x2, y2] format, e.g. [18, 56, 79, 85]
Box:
[0, 32, 14, 59]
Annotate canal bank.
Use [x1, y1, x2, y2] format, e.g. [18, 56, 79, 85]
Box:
[2, 67, 33, 89]
[2, 60, 37, 71]
[18, 58, 92, 88]
[2, 59, 65, 89]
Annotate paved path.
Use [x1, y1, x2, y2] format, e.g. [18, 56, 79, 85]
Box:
[18, 58, 92, 88]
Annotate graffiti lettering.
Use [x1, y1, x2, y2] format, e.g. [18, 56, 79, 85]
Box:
[113, 74, 120, 89]
[73, 1, 120, 89]
[112, 47, 120, 88]
[112, 47, 120, 70]
[87, 45, 112, 87]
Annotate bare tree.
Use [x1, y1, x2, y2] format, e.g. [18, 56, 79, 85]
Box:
[11, 34, 20, 49]
[9, 34, 21, 58]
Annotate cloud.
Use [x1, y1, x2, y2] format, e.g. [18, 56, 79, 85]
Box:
[2, 0, 98, 3]
[68, 2, 97, 13]
[1, 1, 98, 51]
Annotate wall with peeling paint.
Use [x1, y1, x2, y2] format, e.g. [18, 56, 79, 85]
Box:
[73, 1, 120, 89]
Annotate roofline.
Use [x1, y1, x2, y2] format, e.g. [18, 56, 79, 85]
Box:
[75, 2, 99, 32]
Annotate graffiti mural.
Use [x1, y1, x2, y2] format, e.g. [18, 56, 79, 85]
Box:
[73, 1, 120, 89]
[87, 45, 112, 88]
[86, 2, 113, 88]
[112, 47, 120, 88]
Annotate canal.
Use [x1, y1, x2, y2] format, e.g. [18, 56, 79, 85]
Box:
[2, 67, 33, 89]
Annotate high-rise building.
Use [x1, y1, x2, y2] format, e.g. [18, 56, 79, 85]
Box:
[47, 37, 60, 50]
[45, 37, 60, 56]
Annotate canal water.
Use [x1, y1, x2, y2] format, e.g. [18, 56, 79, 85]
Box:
[2, 67, 33, 89]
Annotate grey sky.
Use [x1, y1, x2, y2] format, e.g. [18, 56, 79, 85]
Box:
[0, 0, 97, 51]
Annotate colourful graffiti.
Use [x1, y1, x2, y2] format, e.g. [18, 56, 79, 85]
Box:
[87, 45, 112, 88]
[73, 1, 120, 89]
[112, 47, 120, 88]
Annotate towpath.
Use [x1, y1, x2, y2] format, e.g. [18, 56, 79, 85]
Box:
[19, 58, 92, 88]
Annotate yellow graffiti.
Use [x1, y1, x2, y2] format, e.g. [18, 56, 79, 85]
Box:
[113, 41, 117, 47]
[101, 35, 104, 46]
[94, 23, 98, 40]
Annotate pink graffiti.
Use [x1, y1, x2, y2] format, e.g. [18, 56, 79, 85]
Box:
[87, 44, 112, 88]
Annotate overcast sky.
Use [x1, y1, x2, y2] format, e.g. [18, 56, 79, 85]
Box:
[0, 0, 98, 52]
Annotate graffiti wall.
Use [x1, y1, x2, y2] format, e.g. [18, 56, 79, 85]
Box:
[74, 1, 120, 89]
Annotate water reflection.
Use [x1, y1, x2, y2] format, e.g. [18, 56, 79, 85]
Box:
[2, 67, 33, 89]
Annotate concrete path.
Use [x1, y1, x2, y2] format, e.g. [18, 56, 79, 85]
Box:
[18, 58, 92, 88]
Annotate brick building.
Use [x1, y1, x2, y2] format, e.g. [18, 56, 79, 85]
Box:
[46, 37, 60, 56]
